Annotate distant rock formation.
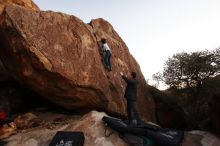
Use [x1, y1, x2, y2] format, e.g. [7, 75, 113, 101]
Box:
[0, 4, 155, 120]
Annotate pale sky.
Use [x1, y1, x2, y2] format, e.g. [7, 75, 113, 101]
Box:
[33, 0, 220, 89]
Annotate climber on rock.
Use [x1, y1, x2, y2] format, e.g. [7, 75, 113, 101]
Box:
[101, 38, 112, 71]
[121, 71, 141, 126]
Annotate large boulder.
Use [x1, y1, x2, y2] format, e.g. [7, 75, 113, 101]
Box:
[0, 60, 11, 82]
[0, 5, 155, 120]
[0, 0, 39, 114]
[0, 0, 39, 14]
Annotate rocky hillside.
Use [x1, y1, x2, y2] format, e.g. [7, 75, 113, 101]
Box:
[0, 1, 155, 120]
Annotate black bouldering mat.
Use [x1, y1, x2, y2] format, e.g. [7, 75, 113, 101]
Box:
[102, 116, 184, 146]
[49, 131, 84, 146]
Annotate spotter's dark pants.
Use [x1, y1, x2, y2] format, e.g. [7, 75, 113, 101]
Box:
[127, 101, 141, 125]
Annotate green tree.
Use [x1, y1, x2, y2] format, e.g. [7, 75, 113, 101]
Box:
[153, 48, 220, 89]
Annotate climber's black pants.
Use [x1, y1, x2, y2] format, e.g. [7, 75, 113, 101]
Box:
[104, 50, 111, 69]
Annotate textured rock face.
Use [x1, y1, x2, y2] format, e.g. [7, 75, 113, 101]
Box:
[0, 0, 39, 14]
[89, 18, 155, 121]
[0, 4, 155, 120]
[0, 1, 39, 113]
[0, 4, 120, 115]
